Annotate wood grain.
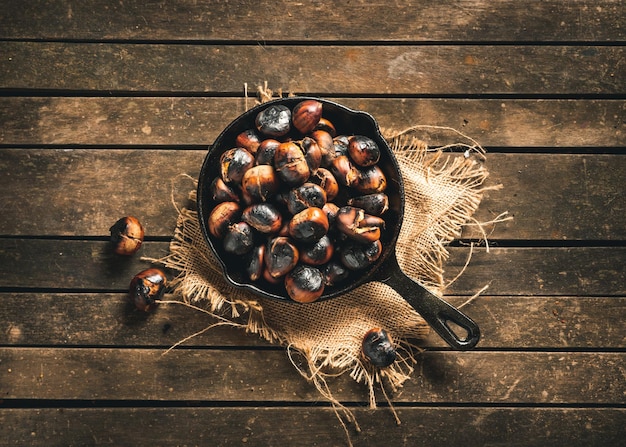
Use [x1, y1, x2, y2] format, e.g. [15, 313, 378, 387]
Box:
[2, 149, 624, 240]
[1, 348, 624, 404]
[0, 240, 624, 296]
[0, 0, 623, 42]
[1, 97, 623, 147]
[1, 293, 624, 349]
[1, 42, 623, 94]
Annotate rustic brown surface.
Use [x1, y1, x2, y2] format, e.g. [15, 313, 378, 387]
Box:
[0, 1, 623, 445]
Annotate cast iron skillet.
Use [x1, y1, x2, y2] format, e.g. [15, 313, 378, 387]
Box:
[197, 97, 480, 350]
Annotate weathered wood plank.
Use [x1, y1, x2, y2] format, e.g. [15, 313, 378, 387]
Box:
[0, 240, 624, 296]
[1, 42, 623, 94]
[1, 97, 623, 147]
[1, 407, 623, 447]
[2, 149, 624, 240]
[0, 0, 623, 42]
[1, 293, 624, 349]
[1, 348, 624, 404]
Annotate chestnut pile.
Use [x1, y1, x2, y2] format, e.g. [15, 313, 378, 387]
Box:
[207, 99, 390, 303]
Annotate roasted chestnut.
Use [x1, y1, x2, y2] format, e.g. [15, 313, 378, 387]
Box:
[300, 235, 334, 265]
[223, 221, 254, 255]
[292, 99, 323, 134]
[241, 165, 280, 202]
[362, 328, 397, 367]
[242, 203, 283, 234]
[353, 165, 387, 194]
[246, 244, 265, 281]
[311, 168, 339, 201]
[349, 135, 381, 167]
[286, 182, 327, 215]
[221, 147, 255, 184]
[340, 239, 382, 271]
[333, 135, 350, 158]
[314, 117, 336, 137]
[285, 264, 325, 303]
[207, 201, 242, 238]
[110, 216, 144, 256]
[235, 129, 262, 154]
[255, 138, 280, 166]
[274, 141, 310, 186]
[255, 104, 291, 137]
[321, 261, 350, 286]
[336, 206, 385, 243]
[210, 177, 239, 203]
[288, 207, 329, 243]
[265, 236, 299, 278]
[322, 202, 340, 225]
[298, 136, 322, 174]
[129, 268, 167, 312]
[311, 129, 335, 167]
[347, 193, 389, 216]
[330, 155, 359, 187]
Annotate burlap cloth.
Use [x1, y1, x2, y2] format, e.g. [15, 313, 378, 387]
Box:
[149, 90, 505, 439]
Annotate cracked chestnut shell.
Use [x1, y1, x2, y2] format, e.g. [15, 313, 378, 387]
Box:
[362, 328, 397, 367]
[336, 206, 385, 243]
[241, 165, 280, 202]
[110, 216, 144, 255]
[274, 141, 310, 186]
[285, 264, 325, 303]
[221, 147, 255, 184]
[255, 104, 291, 137]
[288, 207, 329, 243]
[347, 193, 389, 216]
[353, 165, 387, 194]
[129, 268, 167, 312]
[223, 222, 255, 255]
[235, 129, 262, 154]
[340, 239, 383, 271]
[286, 182, 327, 215]
[207, 201, 241, 238]
[264, 236, 299, 278]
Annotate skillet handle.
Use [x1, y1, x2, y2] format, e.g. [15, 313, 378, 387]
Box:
[378, 256, 480, 350]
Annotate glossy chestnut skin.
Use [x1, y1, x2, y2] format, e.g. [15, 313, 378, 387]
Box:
[223, 221, 254, 255]
[336, 206, 385, 243]
[274, 141, 310, 186]
[246, 244, 265, 281]
[255, 104, 291, 137]
[330, 155, 359, 187]
[353, 165, 387, 194]
[235, 129, 262, 154]
[285, 265, 325, 303]
[298, 136, 322, 174]
[129, 268, 167, 312]
[265, 236, 299, 278]
[292, 99, 323, 134]
[347, 193, 389, 216]
[288, 207, 329, 243]
[221, 147, 255, 184]
[255, 138, 280, 166]
[310, 130, 335, 167]
[210, 177, 239, 203]
[286, 182, 327, 215]
[362, 328, 397, 367]
[314, 117, 337, 137]
[311, 168, 339, 201]
[241, 165, 280, 202]
[340, 239, 383, 271]
[110, 216, 144, 255]
[348, 135, 381, 167]
[242, 203, 283, 234]
[300, 235, 334, 266]
[207, 201, 242, 238]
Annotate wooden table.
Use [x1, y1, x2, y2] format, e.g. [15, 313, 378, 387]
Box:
[1, 1, 624, 445]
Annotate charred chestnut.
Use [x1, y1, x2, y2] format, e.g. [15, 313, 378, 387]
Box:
[242, 203, 283, 234]
[340, 239, 382, 271]
[210, 177, 239, 203]
[235, 129, 262, 154]
[347, 193, 389, 216]
[288, 207, 329, 243]
[286, 182, 327, 215]
[274, 141, 310, 186]
[207, 201, 242, 238]
[300, 235, 334, 266]
[241, 165, 280, 202]
[322, 202, 340, 226]
[333, 135, 350, 158]
[285, 265, 325, 303]
[321, 261, 350, 286]
[336, 206, 385, 243]
[110, 216, 144, 256]
[292, 99, 323, 134]
[348, 135, 380, 167]
[221, 147, 255, 184]
[330, 155, 359, 187]
[265, 236, 299, 278]
[246, 245, 265, 281]
[311, 130, 336, 167]
[223, 222, 254, 255]
[255, 138, 280, 165]
[298, 136, 322, 174]
[129, 268, 167, 312]
[311, 168, 339, 201]
[255, 104, 291, 137]
[353, 165, 387, 194]
[362, 328, 397, 367]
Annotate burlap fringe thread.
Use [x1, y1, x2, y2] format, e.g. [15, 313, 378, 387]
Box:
[149, 86, 509, 444]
